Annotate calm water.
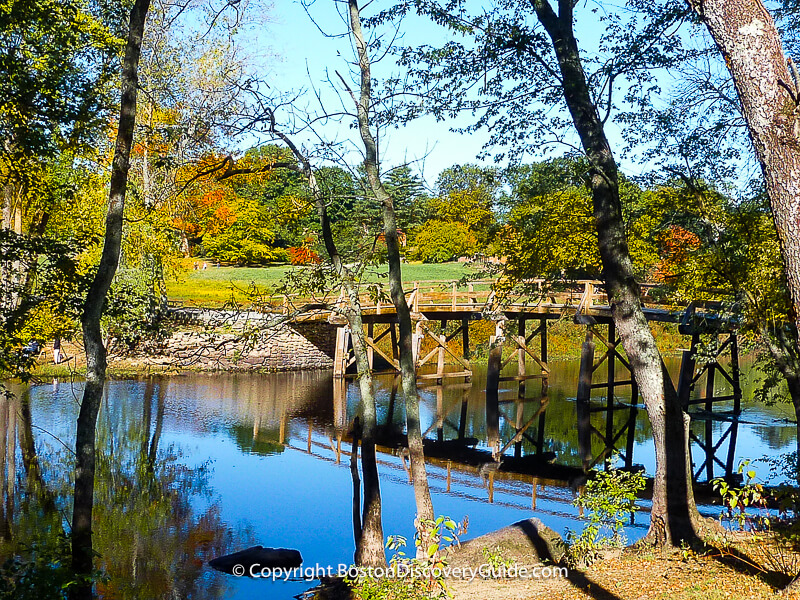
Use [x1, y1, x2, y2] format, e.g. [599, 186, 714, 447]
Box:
[3, 357, 796, 599]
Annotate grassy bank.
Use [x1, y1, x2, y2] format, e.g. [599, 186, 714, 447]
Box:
[166, 260, 477, 306]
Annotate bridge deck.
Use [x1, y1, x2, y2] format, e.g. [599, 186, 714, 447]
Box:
[285, 279, 727, 326]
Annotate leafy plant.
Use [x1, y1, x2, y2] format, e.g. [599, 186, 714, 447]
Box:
[411, 220, 477, 263]
[712, 460, 769, 530]
[481, 546, 515, 571]
[565, 457, 645, 566]
[0, 536, 107, 600]
[711, 459, 800, 578]
[348, 516, 467, 600]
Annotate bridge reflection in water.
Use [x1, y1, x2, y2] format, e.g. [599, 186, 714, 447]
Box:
[317, 280, 743, 494]
[237, 366, 744, 530]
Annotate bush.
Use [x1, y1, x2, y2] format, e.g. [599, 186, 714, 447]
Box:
[565, 457, 645, 566]
[411, 221, 477, 263]
[202, 235, 288, 266]
[347, 516, 466, 600]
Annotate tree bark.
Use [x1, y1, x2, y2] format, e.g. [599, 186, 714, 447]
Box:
[268, 117, 386, 568]
[347, 0, 435, 527]
[531, 0, 706, 546]
[70, 0, 150, 597]
[685, 0, 800, 337]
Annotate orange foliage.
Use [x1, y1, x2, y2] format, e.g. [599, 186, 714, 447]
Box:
[288, 245, 320, 265]
[654, 226, 701, 282]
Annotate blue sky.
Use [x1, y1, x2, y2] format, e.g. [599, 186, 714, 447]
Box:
[255, 1, 677, 189]
[260, 1, 495, 186]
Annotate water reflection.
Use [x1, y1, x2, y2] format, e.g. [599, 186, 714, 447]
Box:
[2, 381, 234, 600]
[0, 356, 795, 599]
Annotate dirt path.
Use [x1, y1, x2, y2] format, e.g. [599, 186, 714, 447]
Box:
[448, 550, 797, 600]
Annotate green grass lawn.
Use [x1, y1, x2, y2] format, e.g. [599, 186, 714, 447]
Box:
[166, 261, 481, 306]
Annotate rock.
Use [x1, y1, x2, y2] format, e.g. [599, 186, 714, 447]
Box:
[209, 546, 303, 575]
[447, 518, 566, 568]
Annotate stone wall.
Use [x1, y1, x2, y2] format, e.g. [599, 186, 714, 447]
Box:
[157, 309, 337, 371]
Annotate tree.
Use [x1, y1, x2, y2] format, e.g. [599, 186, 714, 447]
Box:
[344, 0, 436, 529]
[412, 219, 477, 263]
[684, 0, 800, 480]
[383, 165, 428, 233]
[390, 0, 710, 546]
[221, 109, 390, 567]
[500, 186, 600, 279]
[0, 0, 120, 198]
[71, 0, 151, 597]
[0, 0, 120, 334]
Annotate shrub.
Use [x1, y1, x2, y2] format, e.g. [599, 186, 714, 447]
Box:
[565, 457, 645, 566]
[411, 221, 477, 263]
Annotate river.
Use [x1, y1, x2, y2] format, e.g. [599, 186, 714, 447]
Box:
[2, 357, 795, 599]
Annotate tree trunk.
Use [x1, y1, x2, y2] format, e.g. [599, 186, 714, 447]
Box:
[269, 119, 386, 568]
[147, 382, 165, 472]
[531, 0, 706, 546]
[347, 0, 435, 527]
[685, 0, 800, 337]
[792, 378, 800, 483]
[70, 0, 150, 597]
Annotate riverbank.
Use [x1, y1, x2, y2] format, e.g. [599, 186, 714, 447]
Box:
[26, 318, 689, 380]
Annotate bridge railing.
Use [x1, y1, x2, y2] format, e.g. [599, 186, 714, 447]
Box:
[248, 279, 715, 316]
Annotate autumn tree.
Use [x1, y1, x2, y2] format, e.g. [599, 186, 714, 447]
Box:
[679, 2, 800, 335]
[682, 0, 800, 484]
[71, 0, 151, 596]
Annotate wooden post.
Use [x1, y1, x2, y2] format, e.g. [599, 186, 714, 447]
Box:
[705, 335, 717, 411]
[458, 393, 468, 440]
[462, 318, 470, 360]
[518, 317, 526, 394]
[486, 321, 504, 456]
[390, 322, 399, 361]
[387, 378, 398, 426]
[350, 418, 361, 544]
[436, 386, 444, 442]
[725, 419, 740, 477]
[333, 376, 347, 432]
[437, 320, 447, 382]
[514, 396, 524, 459]
[606, 322, 616, 454]
[536, 402, 547, 455]
[413, 281, 420, 312]
[576, 328, 595, 469]
[731, 333, 742, 416]
[412, 321, 423, 367]
[677, 332, 700, 409]
[333, 326, 349, 378]
[452, 282, 457, 310]
[540, 318, 549, 394]
[279, 412, 288, 445]
[705, 417, 714, 481]
[625, 381, 639, 469]
[366, 323, 374, 370]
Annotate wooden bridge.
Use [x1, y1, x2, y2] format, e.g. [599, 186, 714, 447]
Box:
[264, 278, 743, 483]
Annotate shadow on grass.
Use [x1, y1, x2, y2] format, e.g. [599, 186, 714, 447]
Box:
[514, 519, 624, 600]
[706, 542, 794, 592]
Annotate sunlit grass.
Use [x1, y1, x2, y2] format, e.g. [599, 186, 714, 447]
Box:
[165, 260, 481, 307]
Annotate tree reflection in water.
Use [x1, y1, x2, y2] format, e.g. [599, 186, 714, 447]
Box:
[0, 382, 235, 600]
